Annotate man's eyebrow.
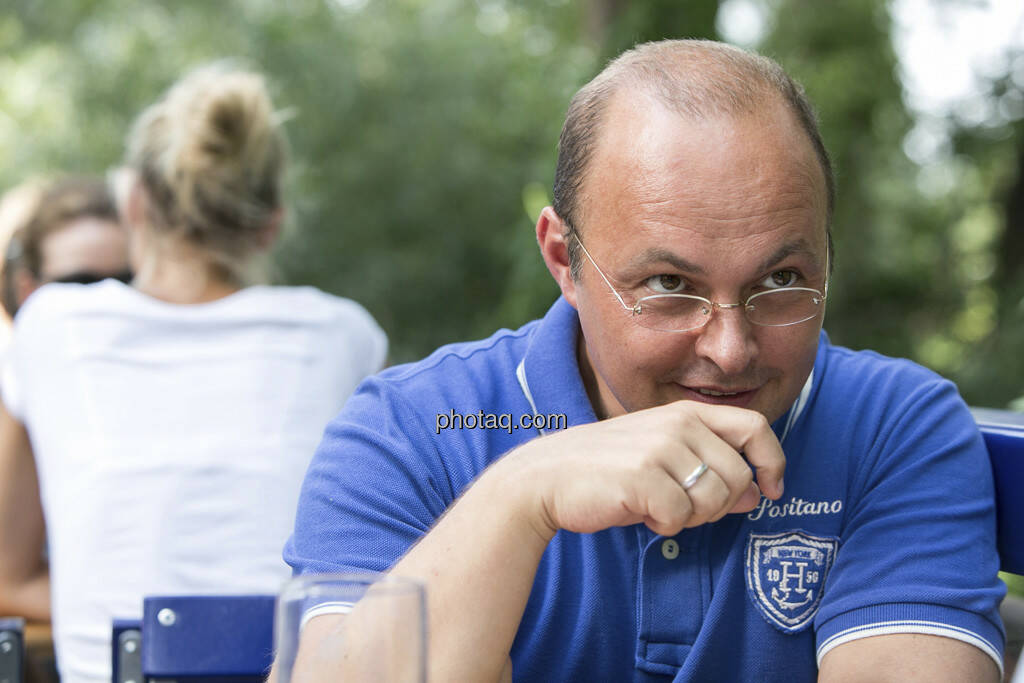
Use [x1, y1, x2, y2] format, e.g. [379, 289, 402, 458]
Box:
[629, 248, 706, 275]
[756, 240, 819, 273]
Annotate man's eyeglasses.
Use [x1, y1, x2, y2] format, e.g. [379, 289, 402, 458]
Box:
[573, 234, 828, 333]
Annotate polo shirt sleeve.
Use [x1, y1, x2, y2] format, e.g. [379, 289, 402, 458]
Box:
[283, 374, 454, 576]
[814, 377, 1005, 673]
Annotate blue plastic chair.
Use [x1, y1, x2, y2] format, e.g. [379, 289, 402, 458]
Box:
[974, 408, 1024, 576]
[112, 595, 274, 683]
[0, 617, 24, 683]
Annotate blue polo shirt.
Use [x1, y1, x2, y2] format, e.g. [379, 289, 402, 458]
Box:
[285, 297, 1005, 681]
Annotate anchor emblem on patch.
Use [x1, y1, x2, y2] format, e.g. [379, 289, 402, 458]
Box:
[745, 530, 838, 633]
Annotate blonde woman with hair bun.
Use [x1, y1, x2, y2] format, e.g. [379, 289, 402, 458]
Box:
[0, 63, 387, 683]
[124, 62, 288, 298]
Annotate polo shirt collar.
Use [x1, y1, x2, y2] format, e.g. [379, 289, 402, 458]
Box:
[517, 297, 597, 432]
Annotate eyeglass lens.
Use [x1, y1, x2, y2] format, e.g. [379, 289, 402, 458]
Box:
[636, 288, 823, 332]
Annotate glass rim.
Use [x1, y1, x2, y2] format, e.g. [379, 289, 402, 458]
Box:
[279, 571, 425, 601]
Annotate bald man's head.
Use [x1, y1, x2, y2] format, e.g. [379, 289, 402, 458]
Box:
[552, 39, 834, 279]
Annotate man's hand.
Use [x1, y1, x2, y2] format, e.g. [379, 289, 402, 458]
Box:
[503, 400, 786, 541]
[284, 400, 787, 683]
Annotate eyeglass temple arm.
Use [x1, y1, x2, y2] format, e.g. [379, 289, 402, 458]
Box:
[822, 244, 830, 300]
[573, 237, 639, 314]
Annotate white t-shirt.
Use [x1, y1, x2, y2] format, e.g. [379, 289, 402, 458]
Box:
[3, 280, 387, 683]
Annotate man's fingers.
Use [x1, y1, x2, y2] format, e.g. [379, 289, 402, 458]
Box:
[726, 481, 762, 516]
[677, 402, 786, 499]
[680, 467, 731, 527]
[668, 434, 752, 521]
[642, 470, 694, 536]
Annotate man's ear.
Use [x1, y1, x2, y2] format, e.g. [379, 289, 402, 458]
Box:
[536, 206, 579, 308]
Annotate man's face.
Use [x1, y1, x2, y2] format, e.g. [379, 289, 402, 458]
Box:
[565, 93, 828, 424]
[39, 217, 130, 284]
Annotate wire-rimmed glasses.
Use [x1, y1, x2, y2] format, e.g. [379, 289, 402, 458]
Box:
[574, 235, 828, 333]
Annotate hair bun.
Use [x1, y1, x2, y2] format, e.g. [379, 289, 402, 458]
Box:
[127, 62, 287, 283]
[181, 70, 275, 175]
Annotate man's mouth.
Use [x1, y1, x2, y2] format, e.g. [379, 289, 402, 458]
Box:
[678, 384, 759, 407]
[696, 388, 739, 397]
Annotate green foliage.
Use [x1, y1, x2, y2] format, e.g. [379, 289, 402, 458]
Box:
[1, 0, 593, 360]
[599, 0, 720, 61]
[1004, 572, 1024, 597]
[2, 0, 1022, 409]
[758, 0, 1024, 408]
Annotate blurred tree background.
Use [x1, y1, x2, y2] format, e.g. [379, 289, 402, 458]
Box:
[1, 0, 1022, 408]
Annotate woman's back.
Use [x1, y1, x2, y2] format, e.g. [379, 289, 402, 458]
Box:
[4, 279, 385, 681]
[0, 61, 390, 683]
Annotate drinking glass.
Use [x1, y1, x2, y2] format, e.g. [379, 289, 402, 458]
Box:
[273, 572, 426, 682]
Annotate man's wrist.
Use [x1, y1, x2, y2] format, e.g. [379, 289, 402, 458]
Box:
[483, 443, 559, 546]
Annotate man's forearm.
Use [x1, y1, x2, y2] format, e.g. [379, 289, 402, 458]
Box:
[386, 400, 784, 680]
[277, 401, 784, 680]
[389, 452, 553, 682]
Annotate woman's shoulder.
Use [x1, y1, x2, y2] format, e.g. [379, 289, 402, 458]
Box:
[14, 279, 131, 328]
[243, 286, 388, 371]
[244, 286, 381, 327]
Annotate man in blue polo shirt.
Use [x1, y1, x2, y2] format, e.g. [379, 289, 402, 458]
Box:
[284, 39, 1004, 681]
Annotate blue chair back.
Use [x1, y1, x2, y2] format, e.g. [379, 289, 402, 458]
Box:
[974, 408, 1024, 576]
[0, 617, 23, 683]
[111, 618, 142, 683]
[142, 595, 275, 682]
[112, 596, 274, 683]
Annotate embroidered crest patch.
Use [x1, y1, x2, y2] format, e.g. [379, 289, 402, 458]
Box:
[745, 531, 838, 633]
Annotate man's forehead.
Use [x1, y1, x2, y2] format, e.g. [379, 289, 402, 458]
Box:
[593, 87, 812, 169]
[579, 92, 828, 241]
[627, 238, 821, 272]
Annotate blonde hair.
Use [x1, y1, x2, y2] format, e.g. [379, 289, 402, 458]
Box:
[126, 62, 287, 284]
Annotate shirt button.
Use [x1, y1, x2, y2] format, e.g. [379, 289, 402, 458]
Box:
[661, 538, 680, 560]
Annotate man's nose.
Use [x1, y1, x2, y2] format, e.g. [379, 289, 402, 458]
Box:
[693, 304, 758, 375]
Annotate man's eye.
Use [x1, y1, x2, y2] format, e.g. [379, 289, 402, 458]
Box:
[761, 270, 799, 288]
[644, 274, 685, 294]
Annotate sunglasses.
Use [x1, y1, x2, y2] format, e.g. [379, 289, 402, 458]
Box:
[49, 270, 133, 286]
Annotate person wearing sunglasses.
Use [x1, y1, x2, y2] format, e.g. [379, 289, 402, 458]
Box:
[1, 176, 131, 320]
[283, 40, 1003, 682]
